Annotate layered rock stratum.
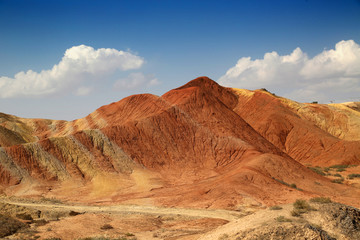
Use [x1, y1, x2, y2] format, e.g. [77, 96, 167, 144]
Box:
[0, 77, 359, 209]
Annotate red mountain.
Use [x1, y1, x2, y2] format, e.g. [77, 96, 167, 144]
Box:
[0, 77, 359, 208]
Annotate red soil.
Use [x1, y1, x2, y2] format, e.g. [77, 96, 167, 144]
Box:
[0, 77, 359, 208]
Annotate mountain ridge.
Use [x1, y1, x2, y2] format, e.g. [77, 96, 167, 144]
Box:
[0, 76, 359, 209]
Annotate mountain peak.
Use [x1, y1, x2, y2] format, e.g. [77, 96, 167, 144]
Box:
[176, 76, 220, 90]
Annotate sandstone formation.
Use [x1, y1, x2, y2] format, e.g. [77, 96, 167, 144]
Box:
[0, 77, 359, 208]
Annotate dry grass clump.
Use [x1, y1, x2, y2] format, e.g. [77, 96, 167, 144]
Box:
[276, 216, 292, 222]
[270, 205, 283, 210]
[218, 233, 229, 240]
[310, 197, 332, 203]
[0, 213, 27, 238]
[16, 213, 33, 221]
[100, 224, 113, 230]
[291, 199, 313, 216]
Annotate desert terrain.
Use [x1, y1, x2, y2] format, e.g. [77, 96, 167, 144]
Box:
[0, 77, 359, 239]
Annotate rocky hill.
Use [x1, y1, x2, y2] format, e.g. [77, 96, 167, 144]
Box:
[0, 77, 359, 209]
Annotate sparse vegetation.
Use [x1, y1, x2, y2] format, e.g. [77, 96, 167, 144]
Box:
[308, 167, 326, 176]
[333, 173, 342, 177]
[348, 173, 360, 179]
[291, 199, 313, 216]
[270, 205, 283, 210]
[0, 214, 27, 238]
[329, 165, 350, 172]
[329, 164, 350, 169]
[272, 177, 302, 191]
[331, 178, 344, 184]
[259, 88, 277, 96]
[310, 197, 332, 203]
[218, 233, 229, 240]
[16, 213, 33, 221]
[69, 210, 82, 216]
[100, 224, 113, 230]
[309, 224, 322, 230]
[293, 199, 311, 210]
[336, 168, 346, 172]
[276, 216, 292, 222]
[291, 210, 301, 217]
[33, 219, 49, 226]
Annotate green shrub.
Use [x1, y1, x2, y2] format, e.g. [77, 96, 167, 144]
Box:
[330, 165, 349, 170]
[291, 210, 301, 217]
[293, 199, 311, 210]
[348, 173, 360, 179]
[272, 177, 290, 186]
[308, 167, 326, 176]
[276, 216, 292, 222]
[270, 205, 283, 210]
[336, 168, 346, 172]
[292, 199, 313, 216]
[272, 178, 302, 190]
[331, 178, 344, 184]
[310, 197, 332, 203]
[334, 173, 342, 177]
[100, 224, 113, 230]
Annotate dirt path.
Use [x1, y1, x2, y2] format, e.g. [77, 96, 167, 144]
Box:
[0, 199, 245, 221]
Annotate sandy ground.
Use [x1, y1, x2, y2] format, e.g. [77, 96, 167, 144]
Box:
[199, 204, 294, 239]
[2, 197, 358, 239]
[1, 198, 247, 239]
[0, 199, 244, 221]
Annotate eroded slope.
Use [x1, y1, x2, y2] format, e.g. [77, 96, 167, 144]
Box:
[0, 77, 359, 209]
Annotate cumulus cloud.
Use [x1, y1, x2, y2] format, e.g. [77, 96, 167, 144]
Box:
[0, 45, 144, 98]
[219, 40, 360, 103]
[74, 86, 93, 96]
[113, 72, 159, 90]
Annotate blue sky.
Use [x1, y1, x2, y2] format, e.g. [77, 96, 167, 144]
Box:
[0, 0, 359, 120]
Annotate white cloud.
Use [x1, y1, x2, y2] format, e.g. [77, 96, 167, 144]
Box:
[0, 45, 144, 98]
[219, 40, 360, 103]
[74, 86, 92, 96]
[113, 72, 159, 90]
